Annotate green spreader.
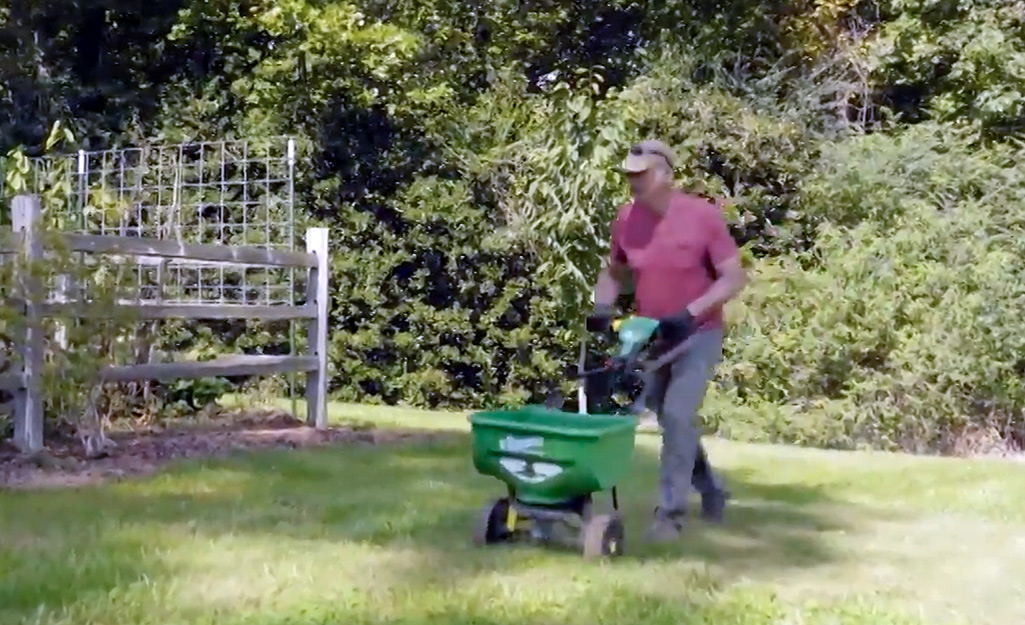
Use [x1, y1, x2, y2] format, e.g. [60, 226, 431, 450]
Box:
[468, 315, 665, 558]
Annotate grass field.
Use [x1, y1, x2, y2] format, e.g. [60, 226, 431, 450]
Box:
[2, 401, 1024, 625]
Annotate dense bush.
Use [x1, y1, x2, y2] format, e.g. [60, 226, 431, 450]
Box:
[3, 1, 1025, 454]
[316, 49, 838, 409]
[325, 173, 575, 408]
[865, 0, 1025, 135]
[709, 124, 1025, 453]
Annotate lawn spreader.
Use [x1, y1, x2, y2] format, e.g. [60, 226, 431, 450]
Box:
[468, 314, 696, 558]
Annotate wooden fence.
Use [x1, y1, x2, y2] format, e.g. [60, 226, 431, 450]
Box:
[0, 194, 330, 454]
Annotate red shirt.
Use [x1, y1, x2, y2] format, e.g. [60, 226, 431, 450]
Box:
[609, 190, 739, 330]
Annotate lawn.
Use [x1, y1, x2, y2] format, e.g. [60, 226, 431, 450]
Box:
[2, 401, 1024, 625]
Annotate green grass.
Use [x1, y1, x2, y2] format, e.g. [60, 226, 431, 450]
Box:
[3, 401, 1025, 625]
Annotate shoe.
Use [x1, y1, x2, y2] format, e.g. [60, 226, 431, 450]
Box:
[646, 507, 684, 543]
[700, 488, 730, 523]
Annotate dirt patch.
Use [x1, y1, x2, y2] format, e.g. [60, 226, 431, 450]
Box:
[1, 409, 459, 490]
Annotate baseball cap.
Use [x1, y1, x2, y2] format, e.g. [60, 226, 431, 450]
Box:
[620, 139, 677, 173]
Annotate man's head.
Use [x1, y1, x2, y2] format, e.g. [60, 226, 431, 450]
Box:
[621, 139, 676, 204]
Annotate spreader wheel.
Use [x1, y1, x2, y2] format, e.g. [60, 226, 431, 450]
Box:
[473, 497, 513, 546]
[582, 513, 624, 558]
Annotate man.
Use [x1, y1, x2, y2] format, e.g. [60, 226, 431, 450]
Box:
[587, 139, 747, 541]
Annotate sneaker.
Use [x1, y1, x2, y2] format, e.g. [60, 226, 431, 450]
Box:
[646, 507, 684, 542]
[700, 488, 730, 523]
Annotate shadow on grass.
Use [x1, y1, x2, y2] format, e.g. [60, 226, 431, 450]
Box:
[0, 428, 903, 624]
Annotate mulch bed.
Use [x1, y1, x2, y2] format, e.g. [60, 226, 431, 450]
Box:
[0, 409, 457, 490]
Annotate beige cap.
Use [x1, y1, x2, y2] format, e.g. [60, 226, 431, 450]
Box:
[621, 139, 677, 173]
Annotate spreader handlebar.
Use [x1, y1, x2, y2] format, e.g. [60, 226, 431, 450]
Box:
[575, 331, 700, 379]
[640, 333, 699, 372]
[574, 354, 639, 379]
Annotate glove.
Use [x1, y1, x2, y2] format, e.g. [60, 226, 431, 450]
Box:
[585, 304, 615, 333]
[657, 309, 696, 346]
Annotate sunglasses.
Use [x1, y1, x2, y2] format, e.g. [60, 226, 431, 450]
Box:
[629, 144, 673, 168]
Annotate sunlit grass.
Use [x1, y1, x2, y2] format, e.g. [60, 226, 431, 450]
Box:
[2, 400, 1024, 624]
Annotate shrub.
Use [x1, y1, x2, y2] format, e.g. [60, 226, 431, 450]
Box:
[318, 49, 835, 410]
[709, 124, 1025, 453]
[324, 174, 577, 409]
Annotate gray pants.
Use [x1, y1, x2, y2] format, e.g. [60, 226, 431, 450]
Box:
[641, 327, 725, 516]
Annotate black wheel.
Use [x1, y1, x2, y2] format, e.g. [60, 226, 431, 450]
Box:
[473, 497, 513, 546]
[582, 513, 624, 558]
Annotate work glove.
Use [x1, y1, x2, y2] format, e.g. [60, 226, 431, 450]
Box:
[656, 309, 696, 347]
[585, 304, 615, 333]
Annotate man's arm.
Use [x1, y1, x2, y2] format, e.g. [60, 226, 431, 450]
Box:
[685, 205, 747, 318]
[594, 260, 630, 308]
[685, 255, 746, 318]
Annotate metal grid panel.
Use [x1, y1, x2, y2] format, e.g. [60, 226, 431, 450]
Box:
[24, 138, 300, 307]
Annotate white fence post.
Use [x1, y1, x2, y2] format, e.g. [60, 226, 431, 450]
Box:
[305, 227, 329, 429]
[11, 194, 45, 454]
[54, 274, 70, 350]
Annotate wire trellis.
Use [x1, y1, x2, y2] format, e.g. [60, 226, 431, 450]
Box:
[21, 137, 300, 308]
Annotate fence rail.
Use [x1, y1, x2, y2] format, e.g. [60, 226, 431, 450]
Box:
[1, 194, 330, 454]
[99, 354, 320, 383]
[60, 233, 319, 268]
[40, 303, 317, 320]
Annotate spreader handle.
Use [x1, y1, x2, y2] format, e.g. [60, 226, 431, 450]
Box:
[641, 333, 699, 372]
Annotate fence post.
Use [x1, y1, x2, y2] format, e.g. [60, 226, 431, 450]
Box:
[54, 274, 70, 350]
[305, 227, 329, 429]
[11, 195, 44, 453]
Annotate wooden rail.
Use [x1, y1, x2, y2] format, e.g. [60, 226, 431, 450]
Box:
[100, 355, 319, 383]
[2, 194, 331, 454]
[40, 302, 317, 321]
[61, 233, 318, 268]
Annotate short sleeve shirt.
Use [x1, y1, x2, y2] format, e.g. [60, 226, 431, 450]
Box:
[609, 190, 739, 329]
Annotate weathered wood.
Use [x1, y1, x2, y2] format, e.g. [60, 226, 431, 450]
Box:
[305, 228, 330, 429]
[53, 274, 71, 350]
[99, 355, 319, 383]
[60, 233, 318, 268]
[11, 195, 44, 454]
[2, 194, 333, 452]
[40, 302, 316, 320]
[0, 372, 23, 390]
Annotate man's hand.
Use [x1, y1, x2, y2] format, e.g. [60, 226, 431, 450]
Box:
[589, 261, 625, 333]
[594, 264, 624, 308]
[657, 309, 696, 346]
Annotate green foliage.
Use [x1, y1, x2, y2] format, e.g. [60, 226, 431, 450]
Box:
[1, 125, 146, 440]
[867, 0, 1025, 134]
[312, 45, 838, 410]
[5, 0, 1025, 453]
[712, 123, 1025, 453]
[447, 49, 826, 320]
[326, 174, 573, 408]
[1, 125, 252, 441]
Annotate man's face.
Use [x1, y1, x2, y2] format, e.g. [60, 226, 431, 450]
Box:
[621, 140, 676, 202]
[626, 166, 664, 200]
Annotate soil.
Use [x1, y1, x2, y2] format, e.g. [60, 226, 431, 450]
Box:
[0, 409, 459, 490]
